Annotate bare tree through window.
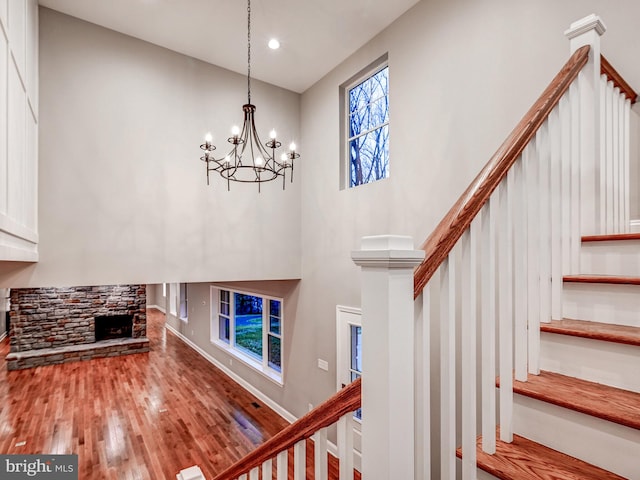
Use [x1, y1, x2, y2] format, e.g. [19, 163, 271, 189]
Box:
[348, 66, 389, 187]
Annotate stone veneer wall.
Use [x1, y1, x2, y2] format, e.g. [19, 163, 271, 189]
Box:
[9, 285, 146, 353]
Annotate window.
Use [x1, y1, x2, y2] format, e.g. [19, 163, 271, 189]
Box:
[179, 283, 188, 321]
[211, 287, 283, 383]
[345, 62, 389, 188]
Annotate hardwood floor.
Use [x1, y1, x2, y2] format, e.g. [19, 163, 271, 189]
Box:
[0, 308, 344, 479]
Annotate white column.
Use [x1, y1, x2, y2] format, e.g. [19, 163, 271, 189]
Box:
[565, 14, 606, 235]
[352, 235, 425, 480]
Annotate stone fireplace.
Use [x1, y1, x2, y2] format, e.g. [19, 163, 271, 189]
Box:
[6, 285, 149, 370]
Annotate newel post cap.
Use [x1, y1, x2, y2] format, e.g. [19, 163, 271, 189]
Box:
[565, 14, 607, 40]
[351, 235, 425, 269]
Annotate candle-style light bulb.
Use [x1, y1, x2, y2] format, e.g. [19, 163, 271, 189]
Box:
[205, 132, 213, 144]
[289, 142, 297, 152]
[255, 156, 264, 167]
[270, 129, 277, 139]
[280, 153, 288, 163]
[204, 150, 210, 159]
[231, 125, 240, 136]
[223, 155, 231, 166]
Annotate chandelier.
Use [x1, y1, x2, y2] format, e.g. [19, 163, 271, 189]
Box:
[199, 0, 300, 191]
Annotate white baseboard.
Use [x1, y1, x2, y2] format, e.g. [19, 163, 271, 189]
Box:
[630, 219, 640, 233]
[147, 304, 166, 313]
[164, 323, 297, 424]
[164, 322, 360, 470]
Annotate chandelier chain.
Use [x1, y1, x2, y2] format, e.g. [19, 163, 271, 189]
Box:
[247, 0, 251, 103]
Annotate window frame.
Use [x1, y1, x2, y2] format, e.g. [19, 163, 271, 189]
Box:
[336, 305, 362, 423]
[340, 55, 389, 190]
[210, 286, 284, 385]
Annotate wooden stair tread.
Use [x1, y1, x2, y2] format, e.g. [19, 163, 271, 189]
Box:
[564, 274, 640, 285]
[498, 371, 640, 430]
[582, 233, 640, 242]
[541, 319, 640, 346]
[456, 430, 626, 480]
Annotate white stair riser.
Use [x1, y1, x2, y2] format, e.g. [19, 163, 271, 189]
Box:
[581, 240, 640, 275]
[540, 332, 640, 393]
[477, 469, 500, 480]
[513, 394, 640, 480]
[563, 282, 640, 326]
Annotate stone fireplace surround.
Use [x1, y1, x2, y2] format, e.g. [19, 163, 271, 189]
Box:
[6, 285, 149, 370]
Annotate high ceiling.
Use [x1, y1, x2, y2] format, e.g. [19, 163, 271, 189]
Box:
[38, 0, 420, 93]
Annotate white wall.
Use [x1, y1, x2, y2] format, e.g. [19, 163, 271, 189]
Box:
[296, 0, 640, 420]
[0, 0, 38, 262]
[0, 8, 301, 287]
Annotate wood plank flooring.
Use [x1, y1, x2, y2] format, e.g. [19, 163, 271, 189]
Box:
[0, 308, 347, 479]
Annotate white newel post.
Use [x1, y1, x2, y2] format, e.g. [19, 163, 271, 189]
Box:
[565, 14, 606, 235]
[351, 235, 425, 480]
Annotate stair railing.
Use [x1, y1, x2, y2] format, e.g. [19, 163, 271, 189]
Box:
[211, 377, 361, 480]
[352, 13, 636, 480]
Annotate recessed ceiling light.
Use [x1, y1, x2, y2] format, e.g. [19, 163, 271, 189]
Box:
[268, 38, 280, 50]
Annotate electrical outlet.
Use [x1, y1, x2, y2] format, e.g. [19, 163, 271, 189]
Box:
[317, 359, 329, 371]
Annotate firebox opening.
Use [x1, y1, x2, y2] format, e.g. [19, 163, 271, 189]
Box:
[95, 315, 133, 342]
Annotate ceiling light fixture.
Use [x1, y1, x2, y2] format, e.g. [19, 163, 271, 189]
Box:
[199, 0, 299, 191]
[268, 38, 280, 50]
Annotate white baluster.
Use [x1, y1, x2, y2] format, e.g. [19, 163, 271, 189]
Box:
[276, 451, 287, 480]
[569, 80, 581, 273]
[313, 428, 328, 480]
[612, 86, 620, 232]
[293, 439, 306, 480]
[618, 93, 625, 232]
[498, 179, 514, 442]
[480, 201, 496, 454]
[605, 80, 614, 233]
[419, 283, 432, 480]
[440, 254, 456, 479]
[599, 75, 607, 234]
[261, 459, 272, 480]
[249, 467, 259, 480]
[549, 106, 563, 321]
[461, 224, 478, 480]
[238, 475, 247, 480]
[537, 121, 552, 325]
[525, 138, 541, 375]
[337, 413, 354, 480]
[560, 92, 572, 275]
[624, 99, 631, 233]
[513, 154, 528, 381]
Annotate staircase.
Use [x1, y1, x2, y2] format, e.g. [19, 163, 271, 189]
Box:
[460, 235, 640, 479]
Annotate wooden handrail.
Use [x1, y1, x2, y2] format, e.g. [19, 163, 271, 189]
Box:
[601, 55, 638, 104]
[212, 377, 362, 480]
[413, 45, 591, 298]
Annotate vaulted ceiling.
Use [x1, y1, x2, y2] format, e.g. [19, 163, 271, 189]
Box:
[39, 0, 420, 93]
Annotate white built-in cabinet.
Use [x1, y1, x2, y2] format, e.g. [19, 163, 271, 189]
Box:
[0, 0, 38, 262]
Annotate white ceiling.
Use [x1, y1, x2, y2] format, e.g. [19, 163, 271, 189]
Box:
[38, 0, 420, 93]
